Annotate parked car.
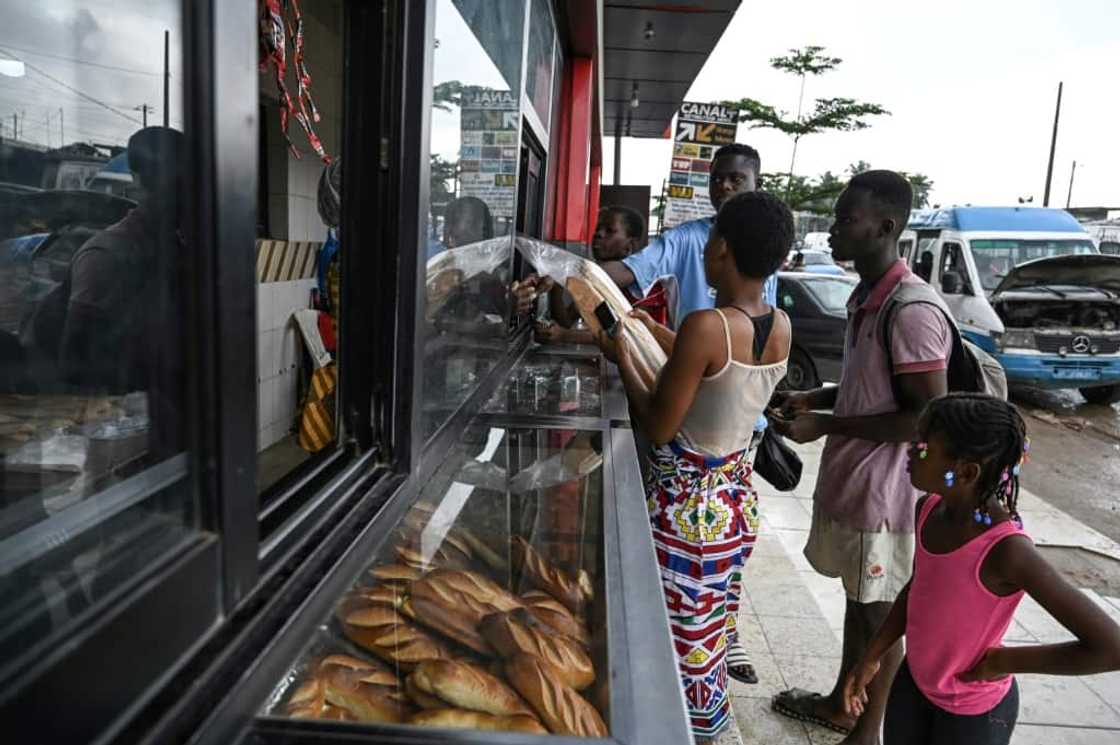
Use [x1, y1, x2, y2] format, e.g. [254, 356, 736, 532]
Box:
[775, 272, 857, 389]
[784, 249, 847, 276]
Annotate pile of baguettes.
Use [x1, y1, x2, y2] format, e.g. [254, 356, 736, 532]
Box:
[283, 502, 607, 737]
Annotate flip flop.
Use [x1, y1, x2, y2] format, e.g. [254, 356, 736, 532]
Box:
[771, 688, 853, 735]
[726, 639, 758, 684]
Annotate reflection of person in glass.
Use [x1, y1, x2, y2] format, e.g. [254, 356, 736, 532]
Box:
[60, 127, 184, 452]
[443, 196, 494, 249]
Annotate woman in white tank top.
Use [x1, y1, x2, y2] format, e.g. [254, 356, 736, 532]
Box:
[598, 192, 794, 742]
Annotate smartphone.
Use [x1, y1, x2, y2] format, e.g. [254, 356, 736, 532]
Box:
[594, 301, 619, 338]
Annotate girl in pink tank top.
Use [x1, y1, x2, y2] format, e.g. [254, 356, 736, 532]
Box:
[840, 393, 1120, 745]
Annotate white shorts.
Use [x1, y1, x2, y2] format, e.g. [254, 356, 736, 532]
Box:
[804, 501, 914, 604]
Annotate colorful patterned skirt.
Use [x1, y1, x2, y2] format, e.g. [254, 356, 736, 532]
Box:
[646, 440, 760, 739]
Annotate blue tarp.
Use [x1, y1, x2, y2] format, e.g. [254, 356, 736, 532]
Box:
[102, 151, 130, 174]
[908, 207, 1086, 234]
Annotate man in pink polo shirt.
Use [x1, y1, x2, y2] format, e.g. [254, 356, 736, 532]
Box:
[769, 171, 951, 745]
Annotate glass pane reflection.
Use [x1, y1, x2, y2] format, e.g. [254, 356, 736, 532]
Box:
[421, 0, 525, 440]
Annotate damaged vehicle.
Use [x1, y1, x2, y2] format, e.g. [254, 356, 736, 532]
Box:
[900, 207, 1120, 403]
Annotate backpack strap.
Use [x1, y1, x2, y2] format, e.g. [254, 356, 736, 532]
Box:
[878, 282, 969, 404]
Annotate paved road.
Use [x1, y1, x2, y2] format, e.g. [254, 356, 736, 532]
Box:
[1012, 386, 1120, 548]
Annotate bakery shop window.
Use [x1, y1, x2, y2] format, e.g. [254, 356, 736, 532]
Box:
[421, 0, 525, 442]
[0, 1, 194, 662]
[262, 424, 610, 737]
[255, 0, 345, 498]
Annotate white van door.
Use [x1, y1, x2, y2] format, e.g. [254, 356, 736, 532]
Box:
[936, 240, 1002, 336]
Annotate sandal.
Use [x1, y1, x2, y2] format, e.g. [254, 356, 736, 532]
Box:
[726, 639, 758, 684]
[771, 688, 853, 735]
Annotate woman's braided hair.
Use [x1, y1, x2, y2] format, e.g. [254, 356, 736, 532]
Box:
[923, 393, 1028, 520]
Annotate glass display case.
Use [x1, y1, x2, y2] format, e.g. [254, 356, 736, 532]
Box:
[483, 351, 603, 418]
[190, 356, 688, 745]
[261, 424, 610, 737]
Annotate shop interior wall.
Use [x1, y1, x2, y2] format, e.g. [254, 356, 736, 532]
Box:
[255, 0, 344, 453]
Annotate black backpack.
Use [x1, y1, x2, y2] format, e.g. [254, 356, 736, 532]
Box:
[879, 281, 1007, 401]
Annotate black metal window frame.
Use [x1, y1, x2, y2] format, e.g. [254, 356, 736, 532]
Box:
[2, 0, 408, 741]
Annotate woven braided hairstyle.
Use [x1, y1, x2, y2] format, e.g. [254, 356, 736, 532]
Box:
[922, 393, 1028, 520]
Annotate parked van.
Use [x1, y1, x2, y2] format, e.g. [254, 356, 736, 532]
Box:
[900, 206, 1120, 403]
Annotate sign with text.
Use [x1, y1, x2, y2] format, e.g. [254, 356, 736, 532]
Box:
[663, 102, 738, 229]
[459, 88, 519, 219]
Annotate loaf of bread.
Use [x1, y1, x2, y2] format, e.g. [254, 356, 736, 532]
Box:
[405, 675, 447, 709]
[369, 564, 424, 585]
[319, 655, 399, 688]
[409, 659, 535, 718]
[565, 273, 665, 388]
[411, 569, 522, 621]
[505, 653, 608, 737]
[395, 543, 472, 572]
[520, 590, 591, 646]
[408, 708, 548, 734]
[406, 593, 491, 655]
[511, 537, 593, 615]
[343, 604, 409, 630]
[342, 618, 455, 671]
[320, 666, 413, 723]
[480, 610, 595, 690]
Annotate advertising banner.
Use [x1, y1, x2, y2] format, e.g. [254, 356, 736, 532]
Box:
[662, 101, 738, 229]
[459, 88, 519, 219]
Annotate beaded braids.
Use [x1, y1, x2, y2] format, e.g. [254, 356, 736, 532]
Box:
[922, 393, 1029, 521]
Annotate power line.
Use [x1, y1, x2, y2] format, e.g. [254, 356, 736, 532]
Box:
[0, 42, 162, 77]
[0, 46, 141, 126]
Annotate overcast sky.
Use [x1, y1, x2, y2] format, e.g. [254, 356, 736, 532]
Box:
[605, 0, 1119, 210]
[0, 1, 183, 148]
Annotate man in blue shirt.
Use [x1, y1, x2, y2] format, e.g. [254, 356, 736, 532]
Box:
[599, 143, 777, 327]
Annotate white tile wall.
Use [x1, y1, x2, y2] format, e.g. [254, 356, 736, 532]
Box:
[256, 277, 318, 451]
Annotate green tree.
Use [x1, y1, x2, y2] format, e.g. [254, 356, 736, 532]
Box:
[900, 172, 935, 208]
[430, 154, 458, 209]
[723, 47, 889, 198]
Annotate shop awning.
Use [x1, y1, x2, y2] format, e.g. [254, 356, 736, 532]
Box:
[601, 1, 740, 139]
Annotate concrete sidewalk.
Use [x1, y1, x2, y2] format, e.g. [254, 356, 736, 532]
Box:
[720, 440, 1120, 745]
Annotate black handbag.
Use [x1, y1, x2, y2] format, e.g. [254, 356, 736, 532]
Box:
[753, 427, 803, 491]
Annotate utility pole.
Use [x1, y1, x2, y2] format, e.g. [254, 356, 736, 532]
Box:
[613, 120, 622, 186]
[135, 104, 150, 127]
[59, 107, 63, 145]
[1043, 81, 1062, 207]
[162, 30, 170, 128]
[1066, 160, 1078, 209]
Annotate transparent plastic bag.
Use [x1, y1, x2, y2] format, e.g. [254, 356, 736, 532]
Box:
[515, 236, 667, 383]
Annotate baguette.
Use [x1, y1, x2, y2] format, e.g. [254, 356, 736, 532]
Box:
[395, 543, 472, 572]
[409, 659, 535, 718]
[565, 273, 666, 389]
[411, 569, 522, 621]
[369, 564, 424, 585]
[408, 708, 548, 734]
[480, 610, 595, 690]
[344, 605, 409, 630]
[406, 593, 491, 655]
[405, 675, 447, 709]
[342, 619, 455, 671]
[511, 537, 592, 615]
[520, 590, 591, 646]
[505, 653, 608, 737]
[321, 666, 413, 723]
[318, 654, 399, 688]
